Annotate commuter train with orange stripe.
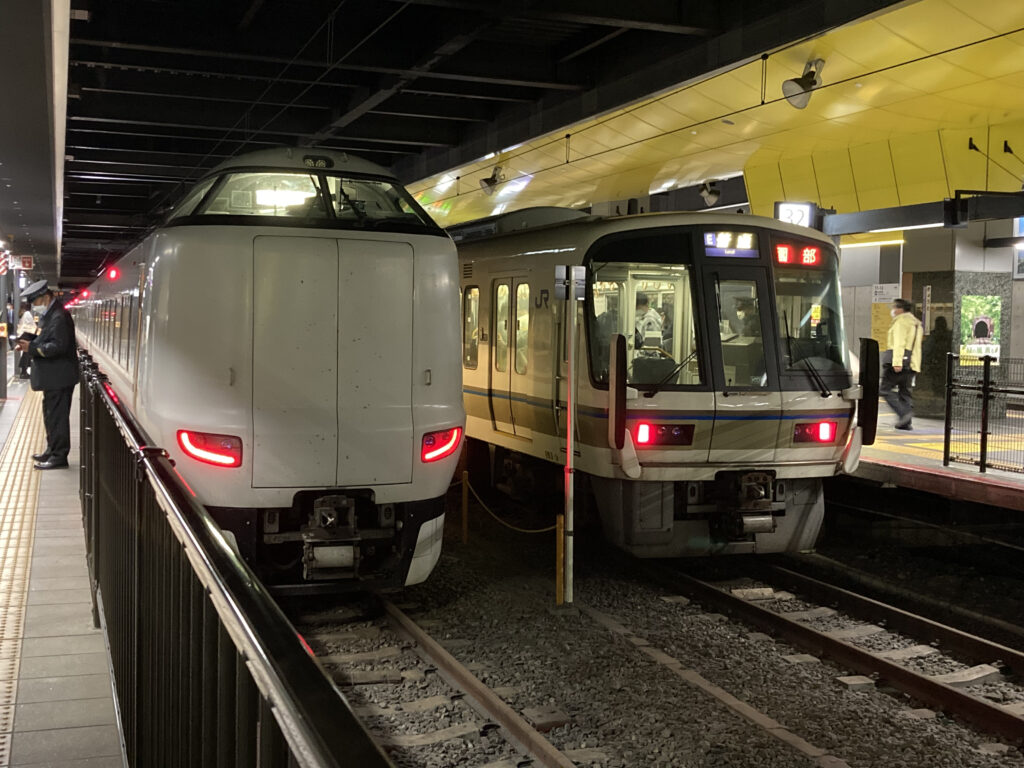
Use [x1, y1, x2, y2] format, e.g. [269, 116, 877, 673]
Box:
[452, 207, 877, 557]
[70, 148, 464, 587]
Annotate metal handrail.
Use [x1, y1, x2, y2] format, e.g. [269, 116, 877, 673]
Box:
[79, 351, 391, 766]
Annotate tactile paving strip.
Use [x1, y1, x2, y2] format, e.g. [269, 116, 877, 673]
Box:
[0, 392, 45, 767]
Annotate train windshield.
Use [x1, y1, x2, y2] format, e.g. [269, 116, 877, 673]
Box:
[588, 262, 703, 389]
[773, 260, 848, 375]
[168, 170, 441, 234]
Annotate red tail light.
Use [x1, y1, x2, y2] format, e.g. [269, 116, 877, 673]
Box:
[635, 422, 653, 445]
[107, 267, 120, 280]
[794, 421, 838, 443]
[421, 427, 462, 462]
[177, 430, 243, 467]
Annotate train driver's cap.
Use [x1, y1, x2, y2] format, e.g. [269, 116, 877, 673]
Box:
[22, 280, 50, 302]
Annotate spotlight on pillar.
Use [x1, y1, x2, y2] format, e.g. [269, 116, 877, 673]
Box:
[782, 58, 826, 110]
[699, 182, 721, 207]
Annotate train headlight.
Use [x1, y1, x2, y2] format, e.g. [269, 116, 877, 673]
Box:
[177, 430, 243, 467]
[421, 427, 462, 462]
[793, 421, 837, 443]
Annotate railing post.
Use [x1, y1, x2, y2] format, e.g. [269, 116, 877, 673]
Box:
[943, 352, 954, 467]
[979, 355, 992, 473]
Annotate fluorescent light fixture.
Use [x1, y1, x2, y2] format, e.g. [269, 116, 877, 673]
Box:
[433, 174, 457, 195]
[839, 239, 905, 249]
[497, 175, 531, 198]
[255, 189, 316, 207]
[869, 223, 943, 233]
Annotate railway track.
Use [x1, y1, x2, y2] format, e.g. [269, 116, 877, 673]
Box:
[293, 598, 580, 768]
[643, 563, 1024, 744]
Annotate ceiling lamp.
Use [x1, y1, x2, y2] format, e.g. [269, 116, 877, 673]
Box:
[479, 166, 506, 196]
[699, 182, 721, 207]
[782, 58, 825, 109]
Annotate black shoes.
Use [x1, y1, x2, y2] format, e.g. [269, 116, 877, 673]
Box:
[34, 457, 69, 470]
[895, 423, 913, 431]
[32, 453, 50, 461]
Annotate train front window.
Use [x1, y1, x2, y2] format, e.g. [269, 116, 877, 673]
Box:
[588, 263, 702, 388]
[182, 171, 441, 234]
[713, 278, 768, 388]
[774, 263, 847, 374]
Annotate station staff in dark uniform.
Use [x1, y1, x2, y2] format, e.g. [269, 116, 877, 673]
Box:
[14, 280, 79, 469]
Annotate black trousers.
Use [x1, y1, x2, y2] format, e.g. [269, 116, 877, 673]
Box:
[880, 366, 914, 425]
[42, 386, 75, 462]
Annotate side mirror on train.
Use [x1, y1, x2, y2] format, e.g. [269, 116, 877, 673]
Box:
[858, 337, 879, 445]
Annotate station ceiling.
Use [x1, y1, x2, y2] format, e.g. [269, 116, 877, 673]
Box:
[7, 0, 904, 284]
[3, 0, 1022, 285]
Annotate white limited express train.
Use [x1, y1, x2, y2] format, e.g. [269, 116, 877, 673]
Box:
[72, 148, 465, 586]
[453, 207, 877, 557]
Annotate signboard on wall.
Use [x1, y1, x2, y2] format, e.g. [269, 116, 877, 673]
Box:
[960, 294, 1001, 364]
[870, 283, 902, 348]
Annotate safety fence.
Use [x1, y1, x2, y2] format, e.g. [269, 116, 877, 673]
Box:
[78, 351, 392, 767]
[944, 353, 1024, 474]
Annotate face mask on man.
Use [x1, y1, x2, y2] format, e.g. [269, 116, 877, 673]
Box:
[890, 309, 898, 318]
[31, 304, 46, 319]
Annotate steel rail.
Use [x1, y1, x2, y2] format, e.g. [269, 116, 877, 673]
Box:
[775, 554, 1024, 656]
[383, 600, 577, 768]
[764, 562, 1024, 676]
[644, 565, 1024, 744]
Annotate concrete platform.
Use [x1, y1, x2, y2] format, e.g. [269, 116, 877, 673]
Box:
[856, 415, 1024, 511]
[0, 380, 126, 767]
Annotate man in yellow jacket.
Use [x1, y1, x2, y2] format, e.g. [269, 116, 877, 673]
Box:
[882, 298, 923, 430]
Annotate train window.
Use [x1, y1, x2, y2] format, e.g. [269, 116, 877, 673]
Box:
[774, 258, 847, 374]
[463, 287, 479, 369]
[321, 177, 434, 230]
[201, 172, 326, 218]
[714, 279, 768, 388]
[494, 283, 510, 373]
[515, 283, 529, 374]
[588, 263, 702, 388]
[166, 178, 216, 221]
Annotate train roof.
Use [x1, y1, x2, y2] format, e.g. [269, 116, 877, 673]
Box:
[449, 206, 835, 247]
[205, 147, 395, 179]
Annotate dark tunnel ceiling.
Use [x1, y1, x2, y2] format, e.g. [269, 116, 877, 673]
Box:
[63, 0, 900, 281]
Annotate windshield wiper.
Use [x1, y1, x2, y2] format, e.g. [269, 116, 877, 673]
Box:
[782, 311, 831, 397]
[643, 349, 699, 398]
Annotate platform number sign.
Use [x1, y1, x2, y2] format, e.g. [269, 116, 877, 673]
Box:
[774, 202, 818, 229]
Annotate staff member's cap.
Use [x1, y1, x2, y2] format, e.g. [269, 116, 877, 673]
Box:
[22, 280, 50, 302]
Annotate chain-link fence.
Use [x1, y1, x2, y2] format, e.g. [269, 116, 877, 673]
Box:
[944, 354, 1024, 473]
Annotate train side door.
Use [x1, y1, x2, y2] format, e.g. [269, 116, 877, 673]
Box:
[490, 279, 515, 433]
[509, 278, 533, 438]
[704, 267, 782, 463]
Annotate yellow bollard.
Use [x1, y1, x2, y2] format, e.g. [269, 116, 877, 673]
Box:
[556, 513, 565, 605]
[461, 470, 469, 545]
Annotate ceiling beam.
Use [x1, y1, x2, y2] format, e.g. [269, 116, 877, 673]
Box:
[70, 39, 583, 91]
[376, 0, 713, 35]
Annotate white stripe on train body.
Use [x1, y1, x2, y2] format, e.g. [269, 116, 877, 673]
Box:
[453, 207, 865, 557]
[72, 148, 464, 586]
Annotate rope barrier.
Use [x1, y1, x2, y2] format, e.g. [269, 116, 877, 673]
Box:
[465, 479, 556, 534]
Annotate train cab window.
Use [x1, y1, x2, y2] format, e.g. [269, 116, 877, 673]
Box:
[494, 283, 510, 373]
[588, 262, 702, 389]
[320, 177, 434, 230]
[166, 178, 216, 221]
[773, 252, 847, 376]
[515, 284, 529, 374]
[463, 287, 479, 369]
[714, 279, 768, 388]
[202, 172, 327, 218]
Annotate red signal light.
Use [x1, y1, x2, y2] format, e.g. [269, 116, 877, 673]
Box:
[421, 426, 462, 462]
[81, 289, 90, 299]
[794, 421, 838, 443]
[107, 267, 119, 280]
[635, 422, 653, 445]
[177, 430, 243, 467]
[775, 244, 792, 264]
